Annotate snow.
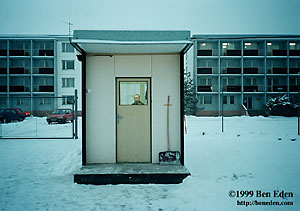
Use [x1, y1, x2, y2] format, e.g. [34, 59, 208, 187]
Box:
[0, 117, 73, 138]
[0, 116, 300, 210]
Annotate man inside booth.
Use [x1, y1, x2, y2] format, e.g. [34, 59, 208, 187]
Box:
[132, 94, 144, 105]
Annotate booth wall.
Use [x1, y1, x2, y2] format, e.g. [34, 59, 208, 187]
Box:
[85, 54, 181, 164]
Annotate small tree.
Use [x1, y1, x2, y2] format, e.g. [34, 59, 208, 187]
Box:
[266, 94, 299, 116]
[184, 72, 198, 115]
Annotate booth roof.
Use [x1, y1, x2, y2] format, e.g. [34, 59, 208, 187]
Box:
[71, 30, 192, 54]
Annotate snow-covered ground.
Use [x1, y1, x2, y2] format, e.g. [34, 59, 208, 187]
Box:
[0, 117, 73, 138]
[0, 116, 299, 210]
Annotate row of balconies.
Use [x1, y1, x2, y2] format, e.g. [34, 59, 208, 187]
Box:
[0, 85, 54, 92]
[0, 49, 54, 56]
[0, 67, 54, 74]
[197, 85, 299, 93]
[197, 67, 300, 75]
[198, 86, 261, 92]
[198, 49, 300, 57]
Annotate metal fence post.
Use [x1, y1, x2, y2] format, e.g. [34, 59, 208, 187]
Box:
[72, 98, 75, 138]
[74, 89, 78, 139]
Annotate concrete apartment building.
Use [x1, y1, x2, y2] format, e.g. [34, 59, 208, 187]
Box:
[2, 33, 300, 117]
[192, 35, 300, 116]
[0, 35, 82, 115]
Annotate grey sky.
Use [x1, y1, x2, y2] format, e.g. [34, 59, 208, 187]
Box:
[0, 0, 300, 35]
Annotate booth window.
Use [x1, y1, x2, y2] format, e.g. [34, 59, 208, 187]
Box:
[119, 81, 148, 105]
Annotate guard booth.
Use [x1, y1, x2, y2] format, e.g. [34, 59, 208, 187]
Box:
[71, 30, 193, 184]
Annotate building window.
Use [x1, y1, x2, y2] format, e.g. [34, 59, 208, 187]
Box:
[62, 96, 74, 105]
[230, 96, 235, 104]
[199, 78, 212, 85]
[39, 98, 51, 105]
[62, 78, 75, 88]
[223, 96, 227, 104]
[16, 98, 24, 105]
[204, 95, 212, 104]
[62, 60, 74, 70]
[62, 43, 74, 52]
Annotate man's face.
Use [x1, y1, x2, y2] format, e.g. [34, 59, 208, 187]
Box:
[134, 95, 139, 102]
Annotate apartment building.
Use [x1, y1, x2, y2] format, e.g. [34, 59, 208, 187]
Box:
[0, 35, 81, 115]
[192, 35, 300, 116]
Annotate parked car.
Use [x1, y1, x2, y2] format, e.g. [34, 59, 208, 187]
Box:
[0, 108, 26, 123]
[46, 109, 73, 124]
[11, 108, 31, 117]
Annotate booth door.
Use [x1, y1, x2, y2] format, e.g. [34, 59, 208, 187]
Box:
[116, 78, 151, 162]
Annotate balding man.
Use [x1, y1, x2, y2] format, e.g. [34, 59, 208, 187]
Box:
[132, 94, 144, 105]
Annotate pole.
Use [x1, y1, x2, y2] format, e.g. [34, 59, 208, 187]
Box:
[221, 78, 224, 132]
[297, 77, 300, 136]
[74, 89, 78, 139]
[72, 97, 74, 138]
[167, 96, 170, 150]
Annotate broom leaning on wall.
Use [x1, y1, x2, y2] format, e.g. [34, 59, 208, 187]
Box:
[159, 95, 181, 164]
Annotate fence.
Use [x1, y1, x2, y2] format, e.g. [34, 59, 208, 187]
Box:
[0, 90, 78, 139]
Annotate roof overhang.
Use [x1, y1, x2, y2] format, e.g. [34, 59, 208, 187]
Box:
[71, 30, 192, 54]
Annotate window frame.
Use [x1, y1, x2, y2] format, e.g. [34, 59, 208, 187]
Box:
[62, 95, 74, 105]
[62, 78, 75, 88]
[62, 60, 75, 70]
[119, 81, 148, 106]
[62, 43, 74, 53]
[230, 96, 235, 104]
[223, 96, 227, 104]
[203, 95, 212, 105]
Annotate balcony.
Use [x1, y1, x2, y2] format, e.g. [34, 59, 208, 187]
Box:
[197, 68, 212, 74]
[225, 86, 241, 92]
[39, 68, 54, 74]
[197, 86, 212, 92]
[0, 68, 7, 74]
[290, 68, 300, 74]
[0, 86, 7, 92]
[33, 85, 54, 92]
[226, 68, 241, 74]
[271, 50, 287, 56]
[197, 50, 212, 56]
[225, 50, 241, 56]
[243, 50, 258, 56]
[244, 67, 258, 74]
[9, 50, 30, 56]
[244, 86, 259, 92]
[0, 49, 7, 56]
[9, 68, 30, 74]
[38, 50, 54, 56]
[9, 86, 30, 92]
[289, 50, 300, 56]
[269, 86, 287, 92]
[272, 68, 287, 74]
[289, 86, 298, 92]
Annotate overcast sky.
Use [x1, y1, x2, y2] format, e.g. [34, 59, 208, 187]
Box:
[0, 0, 300, 35]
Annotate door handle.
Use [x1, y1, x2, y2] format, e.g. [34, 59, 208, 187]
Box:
[117, 114, 123, 124]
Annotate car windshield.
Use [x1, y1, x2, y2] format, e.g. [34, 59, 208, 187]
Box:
[51, 110, 65, 114]
[18, 108, 23, 112]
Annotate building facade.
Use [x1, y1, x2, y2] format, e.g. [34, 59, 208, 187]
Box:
[0, 35, 82, 115]
[192, 35, 300, 116]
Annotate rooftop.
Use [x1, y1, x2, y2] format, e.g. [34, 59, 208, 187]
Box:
[71, 30, 192, 54]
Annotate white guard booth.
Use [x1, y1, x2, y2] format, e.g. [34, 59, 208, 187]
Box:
[72, 30, 193, 184]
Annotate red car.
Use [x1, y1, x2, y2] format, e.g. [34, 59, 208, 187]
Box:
[12, 108, 31, 117]
[47, 109, 73, 124]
